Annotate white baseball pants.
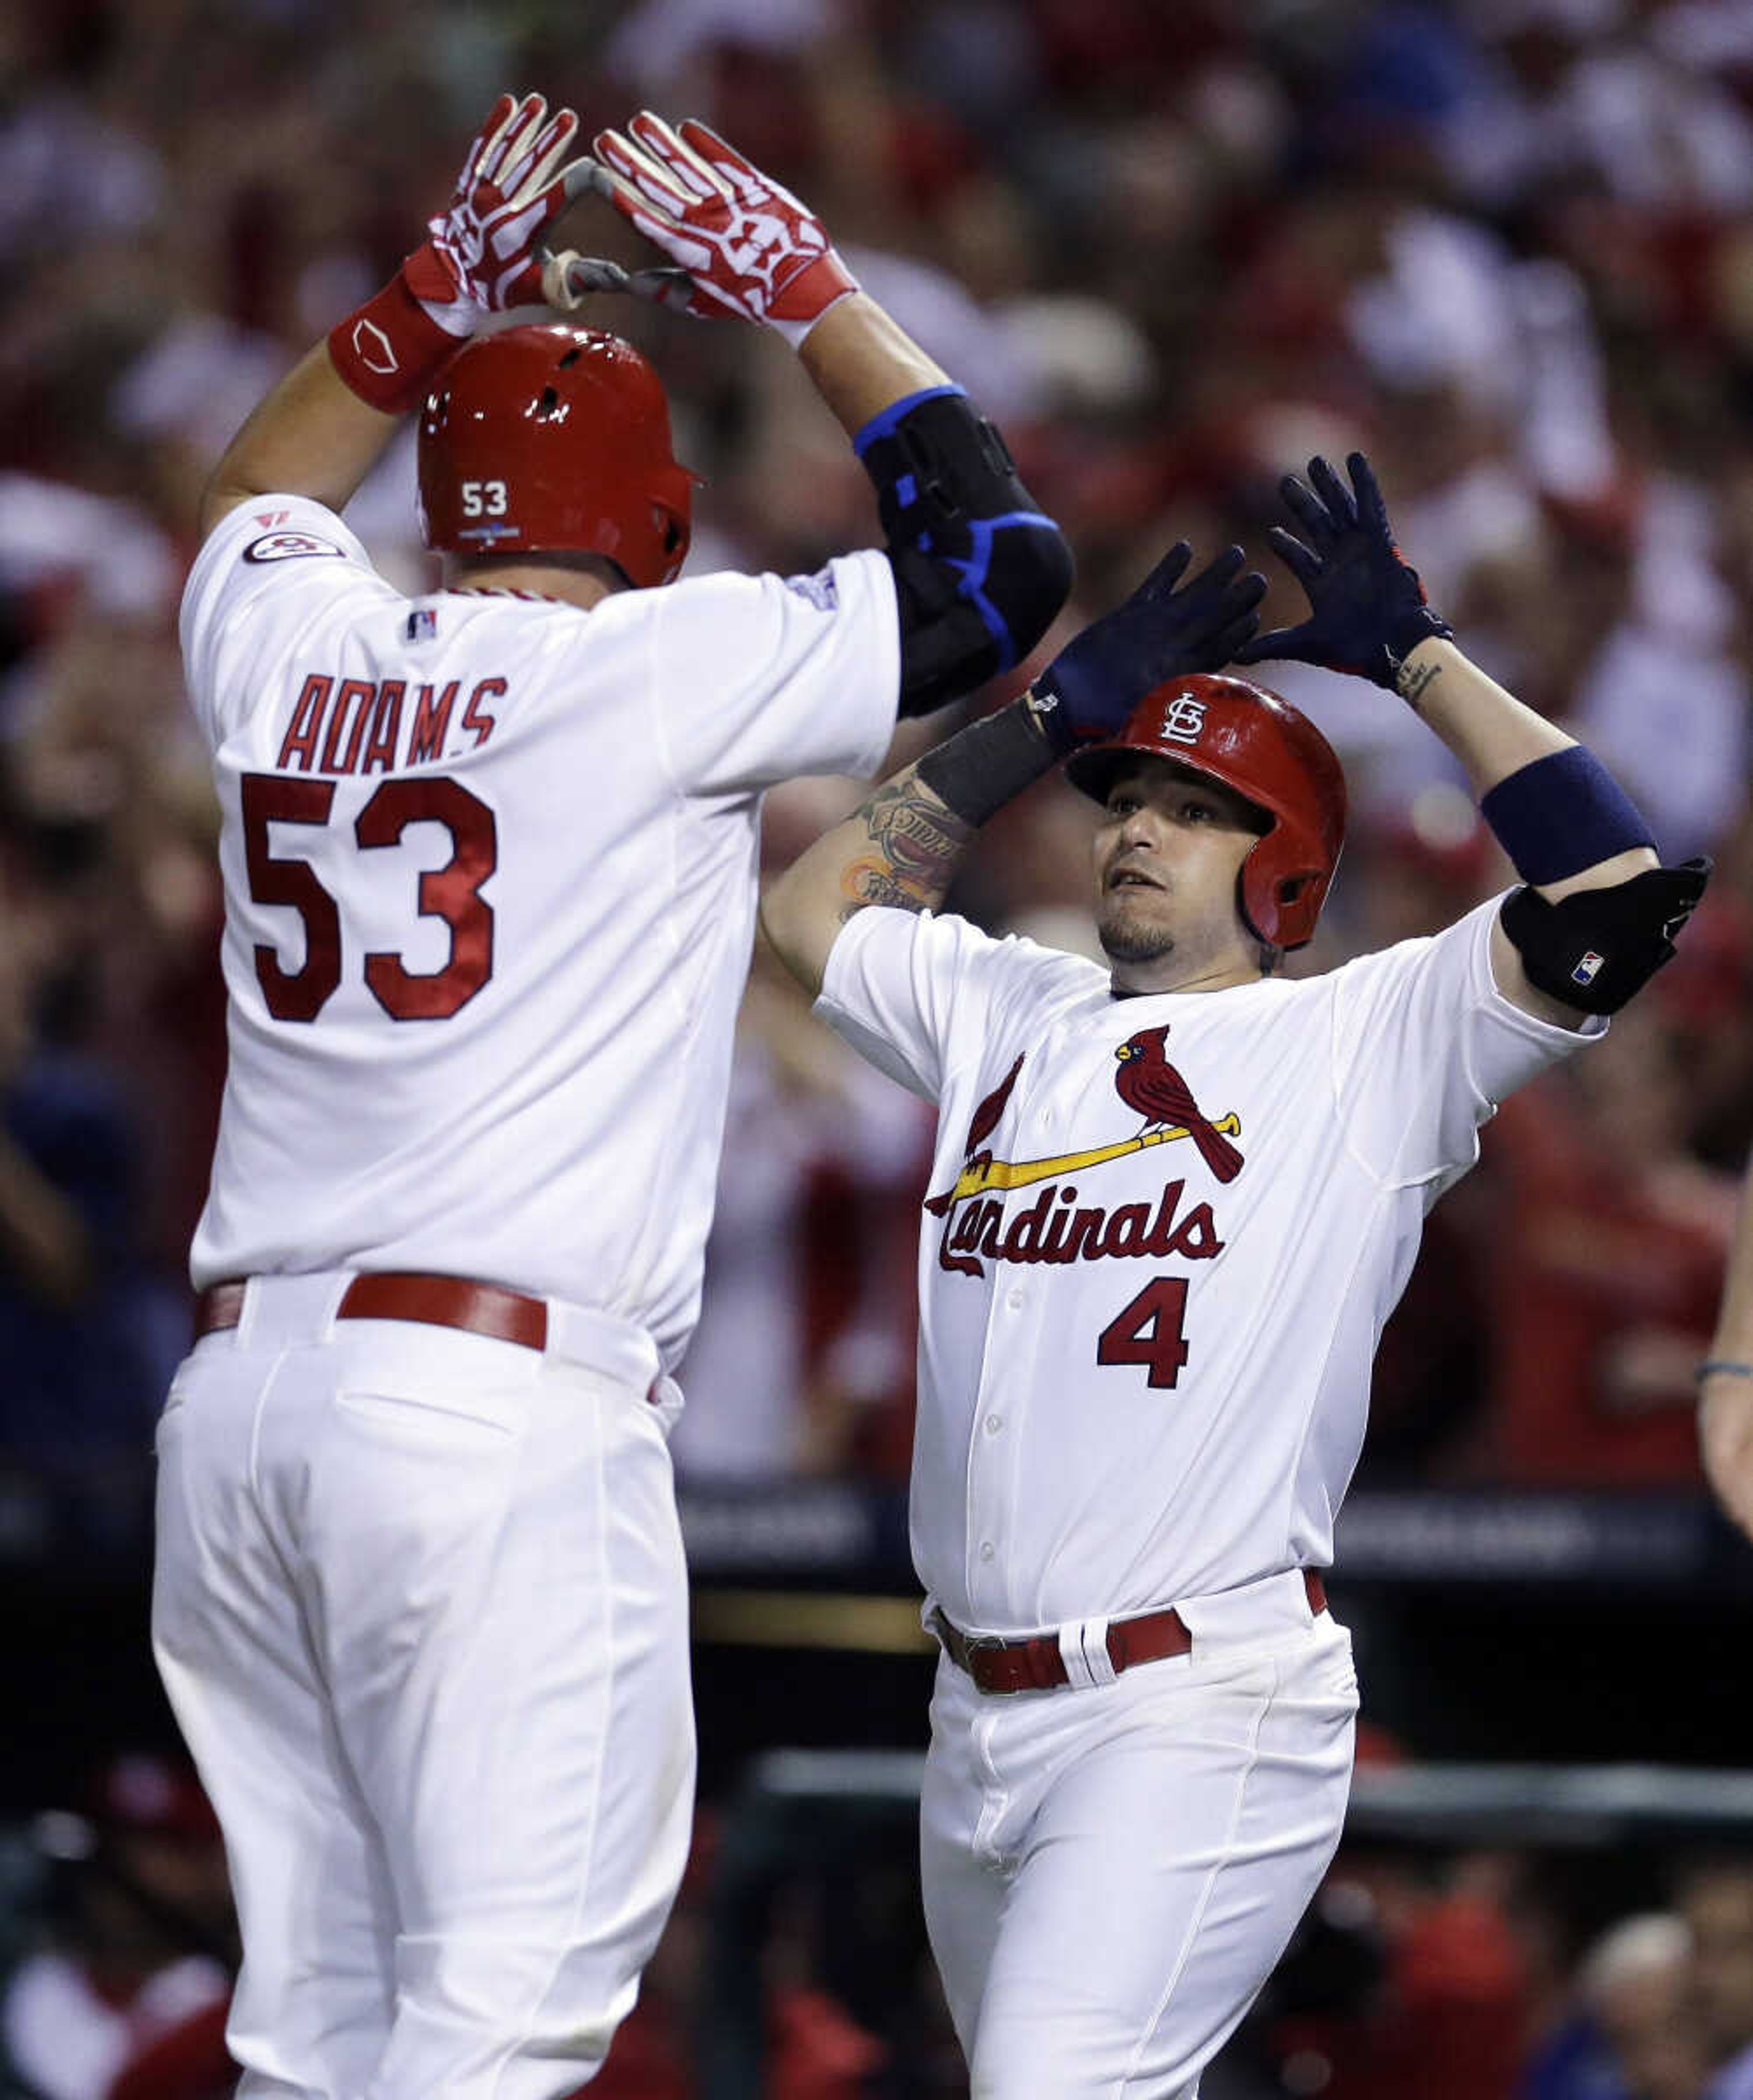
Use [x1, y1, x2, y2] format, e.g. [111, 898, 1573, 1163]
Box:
[920, 1570, 1357, 2099]
[152, 1273, 694, 2099]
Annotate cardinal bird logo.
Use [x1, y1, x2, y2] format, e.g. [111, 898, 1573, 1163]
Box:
[919, 1029, 1251, 1226]
[924, 1053, 1024, 1216]
[1113, 1027, 1244, 1183]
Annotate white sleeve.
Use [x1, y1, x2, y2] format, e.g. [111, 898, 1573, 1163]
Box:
[1330, 891, 1606, 1192]
[651, 551, 900, 795]
[178, 496, 398, 749]
[814, 906, 1018, 1102]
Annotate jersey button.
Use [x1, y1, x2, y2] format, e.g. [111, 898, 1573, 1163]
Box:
[985, 1414, 1002, 1435]
[1006, 1288, 1024, 1310]
[979, 1542, 996, 1562]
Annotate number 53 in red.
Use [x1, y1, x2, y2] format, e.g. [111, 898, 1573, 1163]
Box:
[241, 771, 496, 1023]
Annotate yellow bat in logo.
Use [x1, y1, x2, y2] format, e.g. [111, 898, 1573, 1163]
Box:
[932, 1113, 1242, 1210]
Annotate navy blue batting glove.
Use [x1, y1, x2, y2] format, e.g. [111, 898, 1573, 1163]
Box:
[1034, 542, 1266, 750]
[1233, 453, 1451, 690]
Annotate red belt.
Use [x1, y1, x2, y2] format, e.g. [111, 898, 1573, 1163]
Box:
[194, 1273, 549, 1352]
[933, 1569, 1329, 1696]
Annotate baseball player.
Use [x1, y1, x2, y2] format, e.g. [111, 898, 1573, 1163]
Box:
[761, 453, 1707, 2096]
[150, 92, 1070, 2096]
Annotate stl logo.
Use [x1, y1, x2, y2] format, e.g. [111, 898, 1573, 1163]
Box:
[1158, 692, 1208, 746]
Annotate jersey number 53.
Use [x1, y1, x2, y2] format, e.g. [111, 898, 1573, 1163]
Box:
[240, 771, 496, 1022]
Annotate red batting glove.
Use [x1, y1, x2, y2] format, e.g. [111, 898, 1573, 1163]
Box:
[331, 91, 591, 414]
[588, 112, 858, 347]
[405, 91, 588, 327]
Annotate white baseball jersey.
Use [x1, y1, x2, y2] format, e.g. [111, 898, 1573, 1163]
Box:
[818, 895, 1603, 1632]
[180, 495, 897, 1368]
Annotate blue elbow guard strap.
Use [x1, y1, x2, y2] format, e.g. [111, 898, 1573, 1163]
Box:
[856, 387, 1071, 716]
[1479, 745, 1655, 885]
[1500, 856, 1710, 1014]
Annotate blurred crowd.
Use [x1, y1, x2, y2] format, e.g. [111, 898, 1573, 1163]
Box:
[8, 0, 1753, 1524]
[12, 1747, 1753, 2099]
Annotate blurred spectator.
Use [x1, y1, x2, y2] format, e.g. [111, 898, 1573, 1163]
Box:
[583, 1813, 887, 2099]
[0, 794, 183, 1528]
[1480, 997, 1739, 1484]
[0, 1755, 233, 2100]
[1523, 1911, 1711, 2100]
[1677, 1858, 1753, 2098]
[672, 939, 929, 1483]
[1270, 1847, 1535, 2096]
[103, 2002, 234, 2100]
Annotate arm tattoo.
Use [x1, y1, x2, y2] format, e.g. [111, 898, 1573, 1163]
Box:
[1396, 655, 1441, 713]
[838, 774, 974, 923]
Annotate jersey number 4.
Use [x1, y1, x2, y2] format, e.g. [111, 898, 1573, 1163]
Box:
[241, 772, 495, 1022]
[1096, 1278, 1191, 1390]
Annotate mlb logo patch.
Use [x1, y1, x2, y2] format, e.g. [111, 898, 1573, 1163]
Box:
[1571, 950, 1606, 986]
[783, 567, 839, 612]
[405, 608, 437, 642]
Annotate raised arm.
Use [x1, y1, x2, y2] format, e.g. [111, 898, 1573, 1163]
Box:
[200, 93, 592, 539]
[584, 112, 1071, 716]
[1237, 454, 1707, 1028]
[762, 542, 1266, 997]
[1700, 1177, 1753, 1542]
[198, 348, 399, 541]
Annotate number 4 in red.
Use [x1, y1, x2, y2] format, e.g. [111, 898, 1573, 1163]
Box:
[1097, 1278, 1190, 1389]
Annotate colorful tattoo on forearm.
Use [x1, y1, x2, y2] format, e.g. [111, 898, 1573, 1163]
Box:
[838, 774, 974, 921]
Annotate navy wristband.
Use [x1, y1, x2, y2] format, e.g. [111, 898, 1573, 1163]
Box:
[916, 696, 1063, 827]
[1479, 746, 1655, 886]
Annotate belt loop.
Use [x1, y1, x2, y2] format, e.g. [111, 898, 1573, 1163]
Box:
[321, 1270, 353, 1343]
[231, 1278, 257, 1347]
[1058, 1617, 1117, 1691]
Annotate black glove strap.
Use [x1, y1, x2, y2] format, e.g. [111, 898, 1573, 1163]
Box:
[916, 694, 1068, 828]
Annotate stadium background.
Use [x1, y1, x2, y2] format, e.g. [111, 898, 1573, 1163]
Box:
[7, 0, 1753, 2090]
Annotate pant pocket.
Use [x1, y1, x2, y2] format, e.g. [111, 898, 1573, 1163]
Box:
[333, 1380, 528, 1442]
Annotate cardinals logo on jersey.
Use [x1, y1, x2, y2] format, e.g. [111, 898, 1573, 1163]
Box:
[924, 1053, 1024, 1217]
[926, 1032, 1244, 1278]
[1113, 1027, 1243, 1183]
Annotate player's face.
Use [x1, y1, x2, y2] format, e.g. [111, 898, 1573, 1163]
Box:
[1092, 758, 1269, 990]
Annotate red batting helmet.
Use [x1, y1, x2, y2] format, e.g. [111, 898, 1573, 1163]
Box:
[1064, 672, 1347, 949]
[417, 324, 694, 587]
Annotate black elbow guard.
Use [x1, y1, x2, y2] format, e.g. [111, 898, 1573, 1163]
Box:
[856, 388, 1073, 716]
[1499, 857, 1711, 1014]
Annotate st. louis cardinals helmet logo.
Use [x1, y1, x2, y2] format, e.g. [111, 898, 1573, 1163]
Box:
[1156, 690, 1209, 746]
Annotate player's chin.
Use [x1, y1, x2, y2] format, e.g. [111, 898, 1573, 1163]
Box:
[1096, 902, 1176, 966]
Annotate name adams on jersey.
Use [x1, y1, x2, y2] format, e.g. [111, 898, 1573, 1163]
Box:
[273, 673, 505, 776]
